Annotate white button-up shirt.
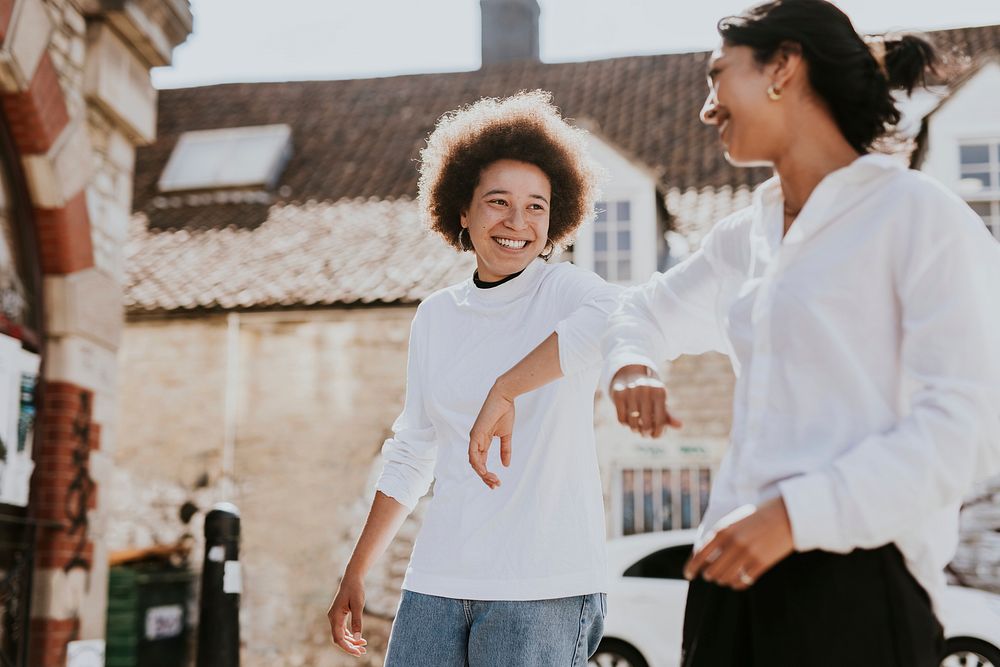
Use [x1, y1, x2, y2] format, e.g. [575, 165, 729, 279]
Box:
[604, 154, 1000, 605]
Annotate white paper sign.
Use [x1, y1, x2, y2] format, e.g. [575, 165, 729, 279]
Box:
[0, 334, 20, 469]
[66, 639, 105, 667]
[145, 604, 184, 640]
[0, 348, 39, 505]
[223, 560, 242, 594]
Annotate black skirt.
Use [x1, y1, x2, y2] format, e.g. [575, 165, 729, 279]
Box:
[681, 544, 945, 667]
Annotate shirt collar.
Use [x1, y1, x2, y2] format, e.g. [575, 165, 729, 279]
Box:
[753, 153, 906, 246]
[462, 258, 546, 305]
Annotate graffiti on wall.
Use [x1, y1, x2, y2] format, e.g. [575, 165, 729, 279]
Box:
[64, 390, 94, 572]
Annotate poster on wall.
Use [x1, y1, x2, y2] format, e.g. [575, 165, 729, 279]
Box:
[0, 333, 39, 506]
[0, 333, 19, 469]
[4, 348, 39, 505]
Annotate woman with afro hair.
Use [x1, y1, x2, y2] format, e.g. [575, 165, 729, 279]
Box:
[328, 90, 621, 666]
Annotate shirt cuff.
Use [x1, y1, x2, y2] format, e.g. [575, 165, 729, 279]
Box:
[375, 474, 419, 512]
[778, 471, 847, 554]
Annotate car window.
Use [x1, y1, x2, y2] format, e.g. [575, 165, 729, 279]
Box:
[623, 544, 693, 579]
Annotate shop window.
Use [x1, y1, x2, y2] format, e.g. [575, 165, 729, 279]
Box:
[617, 466, 714, 535]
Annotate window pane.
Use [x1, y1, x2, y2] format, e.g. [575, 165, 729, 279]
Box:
[970, 201, 992, 218]
[680, 470, 692, 530]
[595, 260, 608, 280]
[661, 470, 673, 531]
[699, 468, 712, 516]
[594, 231, 608, 251]
[962, 173, 993, 191]
[616, 200, 631, 221]
[617, 230, 631, 251]
[622, 469, 635, 535]
[0, 216, 28, 326]
[617, 259, 631, 282]
[642, 469, 654, 533]
[595, 202, 607, 224]
[158, 124, 292, 192]
[960, 144, 990, 165]
[623, 545, 694, 579]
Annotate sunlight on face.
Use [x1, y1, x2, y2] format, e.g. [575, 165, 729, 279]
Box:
[461, 159, 552, 282]
[700, 43, 782, 167]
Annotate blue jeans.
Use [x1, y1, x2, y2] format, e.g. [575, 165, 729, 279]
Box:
[384, 590, 607, 666]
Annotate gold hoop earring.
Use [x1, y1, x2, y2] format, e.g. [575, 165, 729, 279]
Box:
[458, 227, 473, 252]
[539, 239, 555, 260]
[767, 84, 782, 101]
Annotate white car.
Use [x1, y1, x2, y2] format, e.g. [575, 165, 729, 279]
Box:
[592, 530, 1000, 667]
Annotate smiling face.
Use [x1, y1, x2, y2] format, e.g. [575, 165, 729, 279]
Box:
[700, 42, 788, 166]
[461, 159, 552, 282]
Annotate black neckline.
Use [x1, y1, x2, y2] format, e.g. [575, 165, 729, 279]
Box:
[473, 268, 526, 289]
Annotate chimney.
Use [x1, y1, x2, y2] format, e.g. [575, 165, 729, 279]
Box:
[480, 0, 540, 67]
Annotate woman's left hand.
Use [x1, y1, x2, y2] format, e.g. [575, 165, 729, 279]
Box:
[683, 496, 795, 590]
[468, 385, 515, 489]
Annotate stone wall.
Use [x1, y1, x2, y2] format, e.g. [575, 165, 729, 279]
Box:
[115, 307, 418, 667]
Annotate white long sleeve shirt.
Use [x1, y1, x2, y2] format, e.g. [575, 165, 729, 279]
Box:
[604, 154, 1000, 606]
[376, 258, 621, 600]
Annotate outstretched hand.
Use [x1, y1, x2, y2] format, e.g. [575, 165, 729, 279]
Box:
[468, 387, 515, 489]
[610, 364, 682, 437]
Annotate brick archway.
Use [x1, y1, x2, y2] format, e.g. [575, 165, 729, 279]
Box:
[1, 1, 99, 665]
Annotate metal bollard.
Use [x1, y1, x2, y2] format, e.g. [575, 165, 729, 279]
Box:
[197, 502, 241, 667]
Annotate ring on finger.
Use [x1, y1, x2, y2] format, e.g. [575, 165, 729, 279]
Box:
[738, 568, 754, 586]
[629, 410, 641, 418]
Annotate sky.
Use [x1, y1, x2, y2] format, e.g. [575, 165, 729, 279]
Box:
[151, 0, 1000, 89]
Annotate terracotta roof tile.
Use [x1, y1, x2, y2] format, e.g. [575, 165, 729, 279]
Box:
[125, 199, 475, 313]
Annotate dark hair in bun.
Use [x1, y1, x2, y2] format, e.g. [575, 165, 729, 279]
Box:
[718, 0, 939, 153]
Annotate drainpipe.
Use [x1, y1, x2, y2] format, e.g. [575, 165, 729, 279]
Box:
[221, 312, 240, 500]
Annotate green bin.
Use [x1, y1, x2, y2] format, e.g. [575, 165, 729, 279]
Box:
[106, 563, 195, 667]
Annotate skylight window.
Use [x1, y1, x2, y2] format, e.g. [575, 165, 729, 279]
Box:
[158, 124, 293, 192]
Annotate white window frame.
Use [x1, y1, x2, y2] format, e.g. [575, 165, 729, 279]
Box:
[611, 464, 715, 536]
[958, 139, 1000, 241]
[593, 200, 633, 283]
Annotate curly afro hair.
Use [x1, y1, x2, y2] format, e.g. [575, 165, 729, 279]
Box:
[417, 90, 601, 253]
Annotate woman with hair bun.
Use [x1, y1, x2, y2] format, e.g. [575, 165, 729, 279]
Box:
[454, 0, 1000, 664]
[598, 1, 1000, 664]
[327, 91, 619, 666]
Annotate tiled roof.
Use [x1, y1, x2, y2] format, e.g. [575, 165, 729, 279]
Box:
[126, 24, 1000, 312]
[134, 51, 762, 233]
[125, 198, 475, 313]
[133, 24, 1000, 232]
[666, 185, 755, 245]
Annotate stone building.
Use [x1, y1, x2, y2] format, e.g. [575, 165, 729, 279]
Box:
[0, 0, 191, 665]
[118, 3, 1000, 665]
